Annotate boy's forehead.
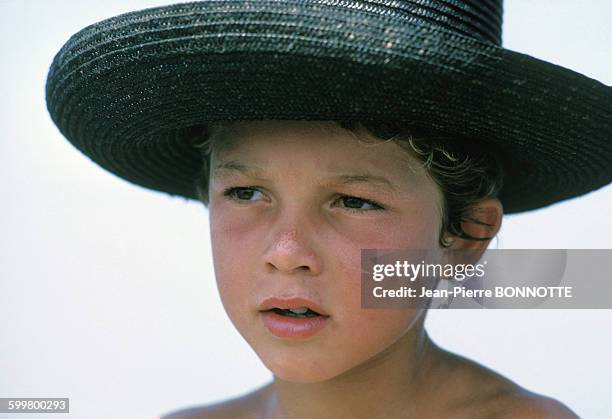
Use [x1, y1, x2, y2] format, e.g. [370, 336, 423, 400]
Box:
[212, 144, 424, 186]
[213, 158, 402, 192]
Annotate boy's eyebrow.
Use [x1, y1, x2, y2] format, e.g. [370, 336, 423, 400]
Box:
[213, 160, 267, 178]
[213, 159, 399, 191]
[329, 173, 399, 192]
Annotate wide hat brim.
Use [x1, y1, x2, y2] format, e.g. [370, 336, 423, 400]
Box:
[46, 1, 612, 214]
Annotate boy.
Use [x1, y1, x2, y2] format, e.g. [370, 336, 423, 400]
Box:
[46, 1, 610, 417]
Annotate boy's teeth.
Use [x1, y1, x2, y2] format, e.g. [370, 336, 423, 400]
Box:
[289, 307, 308, 314]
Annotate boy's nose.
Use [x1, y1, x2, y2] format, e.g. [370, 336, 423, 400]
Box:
[263, 227, 322, 276]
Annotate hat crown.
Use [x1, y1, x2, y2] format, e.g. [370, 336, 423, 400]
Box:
[355, 0, 503, 45]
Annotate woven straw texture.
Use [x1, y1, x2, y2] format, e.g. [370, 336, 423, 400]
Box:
[46, 0, 612, 213]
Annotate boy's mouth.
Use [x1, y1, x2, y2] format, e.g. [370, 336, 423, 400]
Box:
[267, 307, 321, 318]
[258, 297, 331, 318]
[260, 303, 331, 339]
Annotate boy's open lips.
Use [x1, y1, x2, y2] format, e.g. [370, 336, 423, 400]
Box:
[260, 310, 330, 339]
[258, 297, 331, 339]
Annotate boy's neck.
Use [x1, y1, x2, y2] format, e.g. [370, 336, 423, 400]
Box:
[263, 327, 444, 419]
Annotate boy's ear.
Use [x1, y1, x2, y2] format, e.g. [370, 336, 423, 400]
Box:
[444, 198, 503, 262]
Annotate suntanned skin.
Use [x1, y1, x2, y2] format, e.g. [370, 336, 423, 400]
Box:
[158, 121, 579, 419]
[159, 334, 578, 419]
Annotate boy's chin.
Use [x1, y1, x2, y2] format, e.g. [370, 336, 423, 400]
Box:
[263, 357, 347, 384]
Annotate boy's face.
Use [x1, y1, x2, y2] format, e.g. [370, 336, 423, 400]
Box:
[208, 121, 444, 382]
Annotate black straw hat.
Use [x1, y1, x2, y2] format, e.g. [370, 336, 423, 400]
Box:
[45, 0, 612, 213]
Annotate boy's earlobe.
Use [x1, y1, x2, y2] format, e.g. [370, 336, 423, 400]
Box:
[446, 197, 503, 255]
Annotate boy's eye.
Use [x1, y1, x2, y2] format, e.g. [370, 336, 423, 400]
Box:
[223, 187, 264, 201]
[335, 195, 384, 212]
[222, 187, 384, 213]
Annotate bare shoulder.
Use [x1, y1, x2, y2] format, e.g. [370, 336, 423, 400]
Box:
[157, 383, 273, 419]
[491, 393, 579, 419]
[434, 348, 579, 418]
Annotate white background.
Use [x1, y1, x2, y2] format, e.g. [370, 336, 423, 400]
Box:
[1, 1, 611, 418]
